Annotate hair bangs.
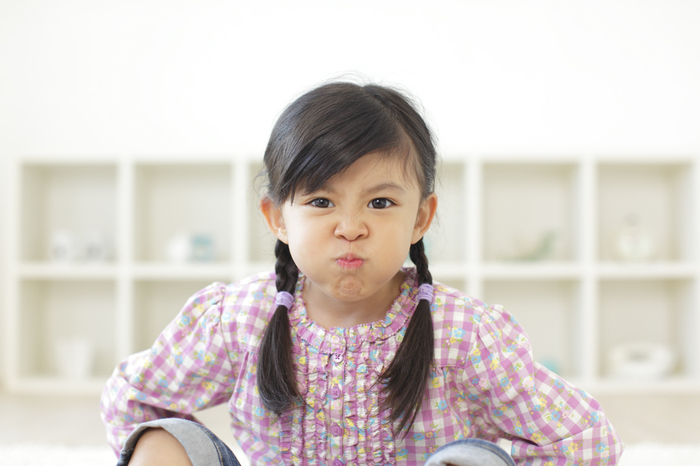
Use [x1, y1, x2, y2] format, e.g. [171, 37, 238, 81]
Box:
[263, 82, 436, 206]
[267, 89, 406, 204]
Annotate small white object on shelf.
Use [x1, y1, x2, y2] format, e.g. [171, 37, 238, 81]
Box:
[614, 213, 656, 261]
[608, 341, 676, 380]
[50, 230, 112, 263]
[166, 233, 192, 263]
[49, 230, 77, 262]
[82, 231, 112, 262]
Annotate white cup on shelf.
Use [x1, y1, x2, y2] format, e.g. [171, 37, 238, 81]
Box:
[55, 336, 94, 379]
[166, 233, 192, 263]
[49, 230, 77, 263]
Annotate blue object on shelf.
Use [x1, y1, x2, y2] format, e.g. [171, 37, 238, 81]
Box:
[191, 234, 215, 262]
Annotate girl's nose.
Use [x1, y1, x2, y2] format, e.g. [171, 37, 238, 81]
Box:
[334, 213, 368, 242]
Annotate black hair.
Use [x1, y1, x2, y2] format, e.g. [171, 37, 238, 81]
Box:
[257, 81, 437, 434]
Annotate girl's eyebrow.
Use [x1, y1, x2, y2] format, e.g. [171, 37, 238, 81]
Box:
[363, 182, 407, 195]
[319, 182, 407, 196]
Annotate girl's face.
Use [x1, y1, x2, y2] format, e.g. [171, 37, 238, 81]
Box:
[261, 150, 437, 326]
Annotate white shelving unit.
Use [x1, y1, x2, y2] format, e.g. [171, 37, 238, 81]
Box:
[5, 155, 700, 395]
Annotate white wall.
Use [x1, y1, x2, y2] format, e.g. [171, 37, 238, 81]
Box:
[1, 0, 700, 382]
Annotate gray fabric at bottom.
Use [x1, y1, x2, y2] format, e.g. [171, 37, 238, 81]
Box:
[424, 441, 514, 466]
[124, 418, 221, 466]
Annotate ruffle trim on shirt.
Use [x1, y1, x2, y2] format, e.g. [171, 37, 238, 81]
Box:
[288, 268, 422, 354]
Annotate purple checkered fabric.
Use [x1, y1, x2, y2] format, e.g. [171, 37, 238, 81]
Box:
[101, 268, 623, 465]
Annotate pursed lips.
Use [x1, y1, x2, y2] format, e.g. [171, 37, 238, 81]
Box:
[336, 254, 364, 270]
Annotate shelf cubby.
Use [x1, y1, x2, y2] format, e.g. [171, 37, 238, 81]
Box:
[17, 279, 117, 380]
[133, 162, 233, 264]
[483, 279, 579, 378]
[20, 163, 117, 263]
[482, 162, 578, 263]
[598, 279, 693, 380]
[597, 162, 694, 263]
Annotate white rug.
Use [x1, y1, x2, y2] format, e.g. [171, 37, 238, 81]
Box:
[1, 443, 699, 465]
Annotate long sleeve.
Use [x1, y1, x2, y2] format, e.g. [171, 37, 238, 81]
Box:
[462, 304, 623, 465]
[100, 282, 235, 456]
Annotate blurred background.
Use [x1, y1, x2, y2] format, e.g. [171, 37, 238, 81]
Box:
[1, 0, 700, 456]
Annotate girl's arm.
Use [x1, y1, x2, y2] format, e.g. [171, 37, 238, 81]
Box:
[463, 305, 623, 465]
[100, 282, 235, 456]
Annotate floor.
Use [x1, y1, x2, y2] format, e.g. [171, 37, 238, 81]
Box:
[0, 391, 234, 448]
[1, 390, 699, 448]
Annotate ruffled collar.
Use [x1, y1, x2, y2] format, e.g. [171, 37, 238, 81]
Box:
[288, 267, 421, 353]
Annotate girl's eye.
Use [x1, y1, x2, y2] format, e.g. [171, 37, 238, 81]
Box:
[309, 198, 334, 208]
[369, 198, 393, 209]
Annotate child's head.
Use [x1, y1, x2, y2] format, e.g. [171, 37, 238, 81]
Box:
[257, 81, 438, 434]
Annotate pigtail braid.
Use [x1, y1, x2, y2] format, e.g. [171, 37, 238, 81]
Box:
[409, 238, 433, 286]
[273, 240, 299, 293]
[379, 238, 434, 434]
[257, 240, 300, 415]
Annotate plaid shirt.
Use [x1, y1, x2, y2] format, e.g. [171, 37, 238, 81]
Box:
[101, 268, 623, 465]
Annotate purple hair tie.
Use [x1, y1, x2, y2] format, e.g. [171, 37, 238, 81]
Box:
[416, 283, 434, 303]
[275, 291, 294, 309]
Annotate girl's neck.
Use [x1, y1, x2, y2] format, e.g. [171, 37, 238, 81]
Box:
[302, 270, 405, 330]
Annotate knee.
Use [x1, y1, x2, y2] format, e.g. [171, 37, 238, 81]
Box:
[128, 428, 193, 466]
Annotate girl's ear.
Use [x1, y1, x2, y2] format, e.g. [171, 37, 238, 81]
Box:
[260, 196, 288, 244]
[411, 193, 438, 244]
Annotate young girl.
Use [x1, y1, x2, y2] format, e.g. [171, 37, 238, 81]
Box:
[101, 82, 623, 466]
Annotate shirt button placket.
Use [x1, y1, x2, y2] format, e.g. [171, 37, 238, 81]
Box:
[330, 349, 345, 464]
